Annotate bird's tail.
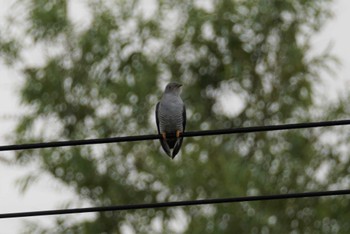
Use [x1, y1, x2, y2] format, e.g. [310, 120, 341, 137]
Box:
[160, 138, 183, 159]
[171, 137, 183, 158]
[159, 139, 172, 158]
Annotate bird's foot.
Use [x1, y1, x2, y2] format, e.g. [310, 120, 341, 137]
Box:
[161, 132, 167, 140]
[176, 130, 181, 138]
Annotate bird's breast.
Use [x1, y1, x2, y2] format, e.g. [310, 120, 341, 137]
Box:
[158, 96, 184, 133]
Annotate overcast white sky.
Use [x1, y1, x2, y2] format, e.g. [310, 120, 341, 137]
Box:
[1, 0, 350, 232]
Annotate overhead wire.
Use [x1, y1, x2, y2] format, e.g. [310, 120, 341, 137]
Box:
[1, 120, 350, 219]
[0, 119, 350, 151]
[1, 189, 349, 219]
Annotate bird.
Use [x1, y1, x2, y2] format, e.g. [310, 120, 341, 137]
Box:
[155, 82, 186, 158]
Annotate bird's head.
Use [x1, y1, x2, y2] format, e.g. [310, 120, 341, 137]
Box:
[164, 82, 182, 96]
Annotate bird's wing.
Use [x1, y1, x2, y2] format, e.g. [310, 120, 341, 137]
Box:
[156, 102, 171, 157]
[155, 102, 161, 134]
[172, 104, 186, 158]
[182, 104, 186, 131]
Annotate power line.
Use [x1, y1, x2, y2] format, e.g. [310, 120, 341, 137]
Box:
[1, 119, 350, 152]
[1, 189, 349, 219]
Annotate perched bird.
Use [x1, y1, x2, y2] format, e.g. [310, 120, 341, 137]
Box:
[155, 82, 186, 158]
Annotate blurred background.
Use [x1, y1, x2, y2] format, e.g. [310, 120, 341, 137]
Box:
[1, 0, 350, 233]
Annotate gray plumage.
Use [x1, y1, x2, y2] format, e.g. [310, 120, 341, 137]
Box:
[156, 82, 186, 158]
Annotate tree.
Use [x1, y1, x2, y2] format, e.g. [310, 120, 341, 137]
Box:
[2, 0, 349, 233]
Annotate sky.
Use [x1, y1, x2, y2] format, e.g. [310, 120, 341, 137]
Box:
[1, 0, 350, 232]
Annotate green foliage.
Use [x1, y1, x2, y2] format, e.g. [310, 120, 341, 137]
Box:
[3, 0, 350, 233]
[28, 0, 68, 40]
[0, 34, 19, 65]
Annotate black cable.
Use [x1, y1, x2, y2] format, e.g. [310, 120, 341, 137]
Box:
[1, 189, 349, 219]
[1, 119, 350, 152]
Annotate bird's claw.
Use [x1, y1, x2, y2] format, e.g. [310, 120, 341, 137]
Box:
[176, 130, 181, 138]
[161, 132, 167, 140]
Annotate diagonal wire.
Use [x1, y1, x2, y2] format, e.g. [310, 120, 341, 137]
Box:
[1, 119, 350, 152]
[1, 189, 349, 219]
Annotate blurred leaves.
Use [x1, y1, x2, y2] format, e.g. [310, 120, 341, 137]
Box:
[0, 34, 20, 65]
[28, 0, 68, 40]
[2, 0, 350, 233]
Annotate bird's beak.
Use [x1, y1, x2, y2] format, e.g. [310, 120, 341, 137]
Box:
[178, 84, 183, 87]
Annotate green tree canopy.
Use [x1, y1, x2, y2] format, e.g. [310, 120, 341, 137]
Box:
[2, 0, 350, 233]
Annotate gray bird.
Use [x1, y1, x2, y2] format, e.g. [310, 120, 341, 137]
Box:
[155, 82, 186, 158]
